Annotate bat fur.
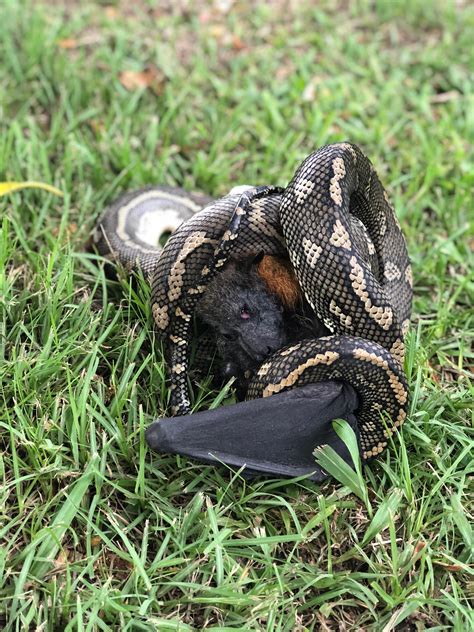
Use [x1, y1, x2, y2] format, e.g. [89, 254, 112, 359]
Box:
[196, 255, 329, 397]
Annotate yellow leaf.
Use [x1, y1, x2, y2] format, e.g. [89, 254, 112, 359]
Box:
[0, 181, 63, 198]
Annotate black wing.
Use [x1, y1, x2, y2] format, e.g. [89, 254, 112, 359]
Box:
[145, 381, 359, 481]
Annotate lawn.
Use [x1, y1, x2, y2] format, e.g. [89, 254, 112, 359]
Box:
[1, 0, 473, 629]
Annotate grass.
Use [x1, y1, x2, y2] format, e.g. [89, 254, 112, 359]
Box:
[1, 0, 473, 629]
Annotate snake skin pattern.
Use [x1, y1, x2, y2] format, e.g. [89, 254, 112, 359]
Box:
[93, 143, 412, 461]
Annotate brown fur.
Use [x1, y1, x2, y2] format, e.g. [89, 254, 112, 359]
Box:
[256, 255, 301, 309]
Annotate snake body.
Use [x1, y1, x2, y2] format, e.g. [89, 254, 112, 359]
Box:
[94, 143, 412, 461]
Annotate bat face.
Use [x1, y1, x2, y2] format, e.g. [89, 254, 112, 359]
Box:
[217, 287, 286, 365]
[196, 258, 287, 376]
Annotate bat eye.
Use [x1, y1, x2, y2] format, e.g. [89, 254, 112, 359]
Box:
[240, 304, 251, 320]
[222, 332, 238, 341]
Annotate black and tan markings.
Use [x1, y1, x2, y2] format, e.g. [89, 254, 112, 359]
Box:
[153, 185, 286, 415]
[94, 186, 213, 280]
[248, 335, 408, 460]
[94, 143, 412, 461]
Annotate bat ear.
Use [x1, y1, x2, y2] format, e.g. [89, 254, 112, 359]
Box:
[252, 251, 265, 265]
[236, 252, 265, 274]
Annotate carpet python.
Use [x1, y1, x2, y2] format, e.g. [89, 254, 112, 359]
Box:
[93, 143, 412, 461]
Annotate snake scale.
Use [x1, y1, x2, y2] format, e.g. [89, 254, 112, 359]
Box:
[93, 142, 412, 462]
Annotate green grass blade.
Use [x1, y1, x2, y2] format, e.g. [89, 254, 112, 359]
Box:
[361, 489, 403, 546]
[29, 456, 99, 579]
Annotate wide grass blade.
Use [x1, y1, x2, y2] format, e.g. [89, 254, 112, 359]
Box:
[361, 489, 403, 546]
[29, 456, 98, 579]
[313, 419, 370, 510]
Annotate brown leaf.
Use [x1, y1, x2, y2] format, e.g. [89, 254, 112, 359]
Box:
[104, 6, 119, 19]
[232, 35, 245, 50]
[433, 560, 463, 571]
[52, 222, 77, 239]
[428, 362, 441, 384]
[57, 38, 79, 49]
[119, 67, 166, 95]
[88, 119, 105, 135]
[414, 540, 426, 555]
[54, 550, 68, 569]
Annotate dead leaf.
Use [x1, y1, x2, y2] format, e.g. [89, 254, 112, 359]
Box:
[276, 63, 295, 81]
[428, 362, 441, 384]
[302, 77, 325, 103]
[119, 67, 166, 95]
[430, 90, 460, 104]
[52, 222, 77, 239]
[433, 560, 463, 571]
[209, 24, 226, 41]
[54, 550, 68, 570]
[88, 119, 105, 135]
[232, 35, 245, 50]
[104, 6, 119, 19]
[57, 38, 78, 49]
